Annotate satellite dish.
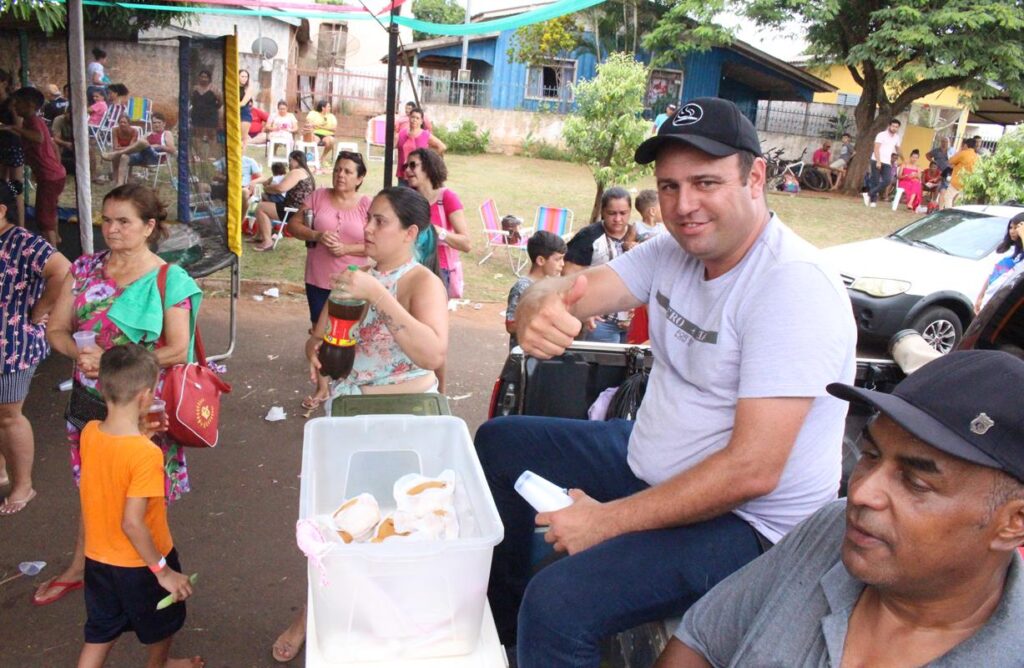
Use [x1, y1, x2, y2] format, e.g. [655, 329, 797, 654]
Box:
[252, 37, 279, 60]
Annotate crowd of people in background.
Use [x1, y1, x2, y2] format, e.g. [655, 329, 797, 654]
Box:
[0, 38, 1016, 665]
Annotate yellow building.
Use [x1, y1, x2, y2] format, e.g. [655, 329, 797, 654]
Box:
[802, 63, 971, 159]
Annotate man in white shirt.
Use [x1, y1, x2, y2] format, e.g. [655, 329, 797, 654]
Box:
[864, 118, 902, 207]
[476, 97, 856, 667]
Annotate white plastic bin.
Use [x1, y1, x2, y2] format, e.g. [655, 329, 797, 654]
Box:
[299, 416, 504, 663]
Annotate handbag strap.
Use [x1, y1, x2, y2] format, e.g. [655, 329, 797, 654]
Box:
[156, 263, 207, 365]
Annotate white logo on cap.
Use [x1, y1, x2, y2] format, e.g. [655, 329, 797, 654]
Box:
[672, 103, 703, 126]
[970, 412, 995, 435]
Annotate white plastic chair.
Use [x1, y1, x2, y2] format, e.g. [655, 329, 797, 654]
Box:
[270, 206, 298, 250]
[267, 134, 293, 168]
[333, 141, 361, 165]
[891, 186, 905, 211]
[296, 140, 320, 169]
[145, 152, 173, 189]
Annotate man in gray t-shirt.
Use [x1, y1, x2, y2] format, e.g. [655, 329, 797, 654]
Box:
[475, 97, 855, 666]
[662, 351, 1024, 667]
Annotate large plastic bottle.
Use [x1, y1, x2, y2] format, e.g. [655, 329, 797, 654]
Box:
[318, 266, 369, 380]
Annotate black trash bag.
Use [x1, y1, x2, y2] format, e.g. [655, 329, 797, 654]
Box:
[606, 347, 649, 421]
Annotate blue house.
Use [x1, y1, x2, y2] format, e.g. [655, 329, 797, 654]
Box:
[396, 7, 835, 121]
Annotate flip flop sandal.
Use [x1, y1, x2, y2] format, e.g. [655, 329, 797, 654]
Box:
[301, 395, 328, 411]
[272, 634, 305, 663]
[0, 489, 36, 516]
[32, 577, 84, 606]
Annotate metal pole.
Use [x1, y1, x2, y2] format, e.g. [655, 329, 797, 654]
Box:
[68, 0, 93, 253]
[458, 0, 470, 106]
[18, 30, 29, 85]
[383, 4, 399, 188]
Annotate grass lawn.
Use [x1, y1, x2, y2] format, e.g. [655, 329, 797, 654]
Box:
[240, 152, 920, 302]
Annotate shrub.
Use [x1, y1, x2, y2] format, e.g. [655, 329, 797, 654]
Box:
[521, 132, 573, 162]
[961, 129, 1024, 205]
[434, 120, 490, 154]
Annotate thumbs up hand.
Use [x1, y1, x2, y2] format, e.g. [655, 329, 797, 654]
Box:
[516, 274, 589, 358]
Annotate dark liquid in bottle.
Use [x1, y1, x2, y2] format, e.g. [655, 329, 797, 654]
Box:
[318, 298, 369, 380]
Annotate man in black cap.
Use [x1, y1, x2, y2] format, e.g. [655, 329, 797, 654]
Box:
[659, 350, 1024, 667]
[476, 97, 856, 666]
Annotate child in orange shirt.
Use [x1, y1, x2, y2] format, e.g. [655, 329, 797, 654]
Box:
[77, 344, 203, 668]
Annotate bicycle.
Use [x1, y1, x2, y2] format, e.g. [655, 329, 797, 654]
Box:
[765, 148, 831, 192]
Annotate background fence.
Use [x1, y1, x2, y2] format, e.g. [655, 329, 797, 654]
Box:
[418, 75, 492, 108]
[286, 67, 388, 112]
[756, 100, 858, 139]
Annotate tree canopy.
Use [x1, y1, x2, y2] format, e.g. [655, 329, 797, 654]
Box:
[563, 52, 652, 222]
[507, 15, 582, 113]
[576, 0, 666, 61]
[410, 0, 465, 42]
[1, 0, 189, 35]
[646, 0, 1024, 192]
[507, 15, 582, 67]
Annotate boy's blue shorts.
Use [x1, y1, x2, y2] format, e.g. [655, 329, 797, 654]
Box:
[84, 548, 186, 644]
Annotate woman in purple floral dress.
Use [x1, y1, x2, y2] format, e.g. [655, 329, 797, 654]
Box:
[0, 179, 69, 515]
[33, 184, 202, 606]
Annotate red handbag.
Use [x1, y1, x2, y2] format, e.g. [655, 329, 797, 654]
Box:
[157, 265, 231, 448]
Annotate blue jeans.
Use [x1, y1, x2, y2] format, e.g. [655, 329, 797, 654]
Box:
[583, 318, 627, 343]
[475, 416, 764, 667]
[868, 162, 893, 203]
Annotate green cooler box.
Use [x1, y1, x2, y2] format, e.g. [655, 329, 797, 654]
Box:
[329, 393, 451, 417]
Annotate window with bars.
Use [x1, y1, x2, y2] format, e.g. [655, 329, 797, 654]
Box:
[525, 59, 576, 101]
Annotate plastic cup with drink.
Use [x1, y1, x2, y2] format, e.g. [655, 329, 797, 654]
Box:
[146, 398, 168, 433]
[73, 330, 97, 351]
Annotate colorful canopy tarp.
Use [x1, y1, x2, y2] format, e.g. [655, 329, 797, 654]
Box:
[67, 0, 605, 36]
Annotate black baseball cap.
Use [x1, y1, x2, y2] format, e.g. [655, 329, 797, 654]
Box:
[827, 350, 1024, 482]
[636, 97, 762, 164]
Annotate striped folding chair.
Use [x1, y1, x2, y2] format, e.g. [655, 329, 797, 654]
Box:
[126, 97, 153, 133]
[88, 105, 119, 153]
[534, 205, 575, 240]
[479, 199, 529, 276]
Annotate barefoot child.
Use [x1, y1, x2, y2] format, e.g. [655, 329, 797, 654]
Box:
[77, 344, 203, 668]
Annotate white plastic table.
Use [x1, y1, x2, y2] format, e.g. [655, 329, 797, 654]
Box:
[305, 588, 508, 668]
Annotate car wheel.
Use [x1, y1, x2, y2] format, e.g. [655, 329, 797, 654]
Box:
[910, 306, 962, 354]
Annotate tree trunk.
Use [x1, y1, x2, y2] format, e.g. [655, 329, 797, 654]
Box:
[632, 1, 639, 54]
[843, 79, 888, 196]
[590, 183, 605, 224]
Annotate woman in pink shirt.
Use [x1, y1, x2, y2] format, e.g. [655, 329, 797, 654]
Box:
[395, 107, 445, 185]
[286, 149, 371, 410]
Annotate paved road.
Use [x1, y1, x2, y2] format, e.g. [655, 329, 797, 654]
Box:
[0, 295, 510, 667]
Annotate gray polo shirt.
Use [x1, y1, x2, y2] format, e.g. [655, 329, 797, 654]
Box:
[676, 500, 1024, 666]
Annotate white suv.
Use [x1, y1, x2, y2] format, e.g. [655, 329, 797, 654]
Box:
[821, 205, 1024, 353]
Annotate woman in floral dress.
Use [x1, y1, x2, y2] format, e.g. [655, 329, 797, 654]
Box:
[0, 180, 69, 515]
[33, 184, 202, 606]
